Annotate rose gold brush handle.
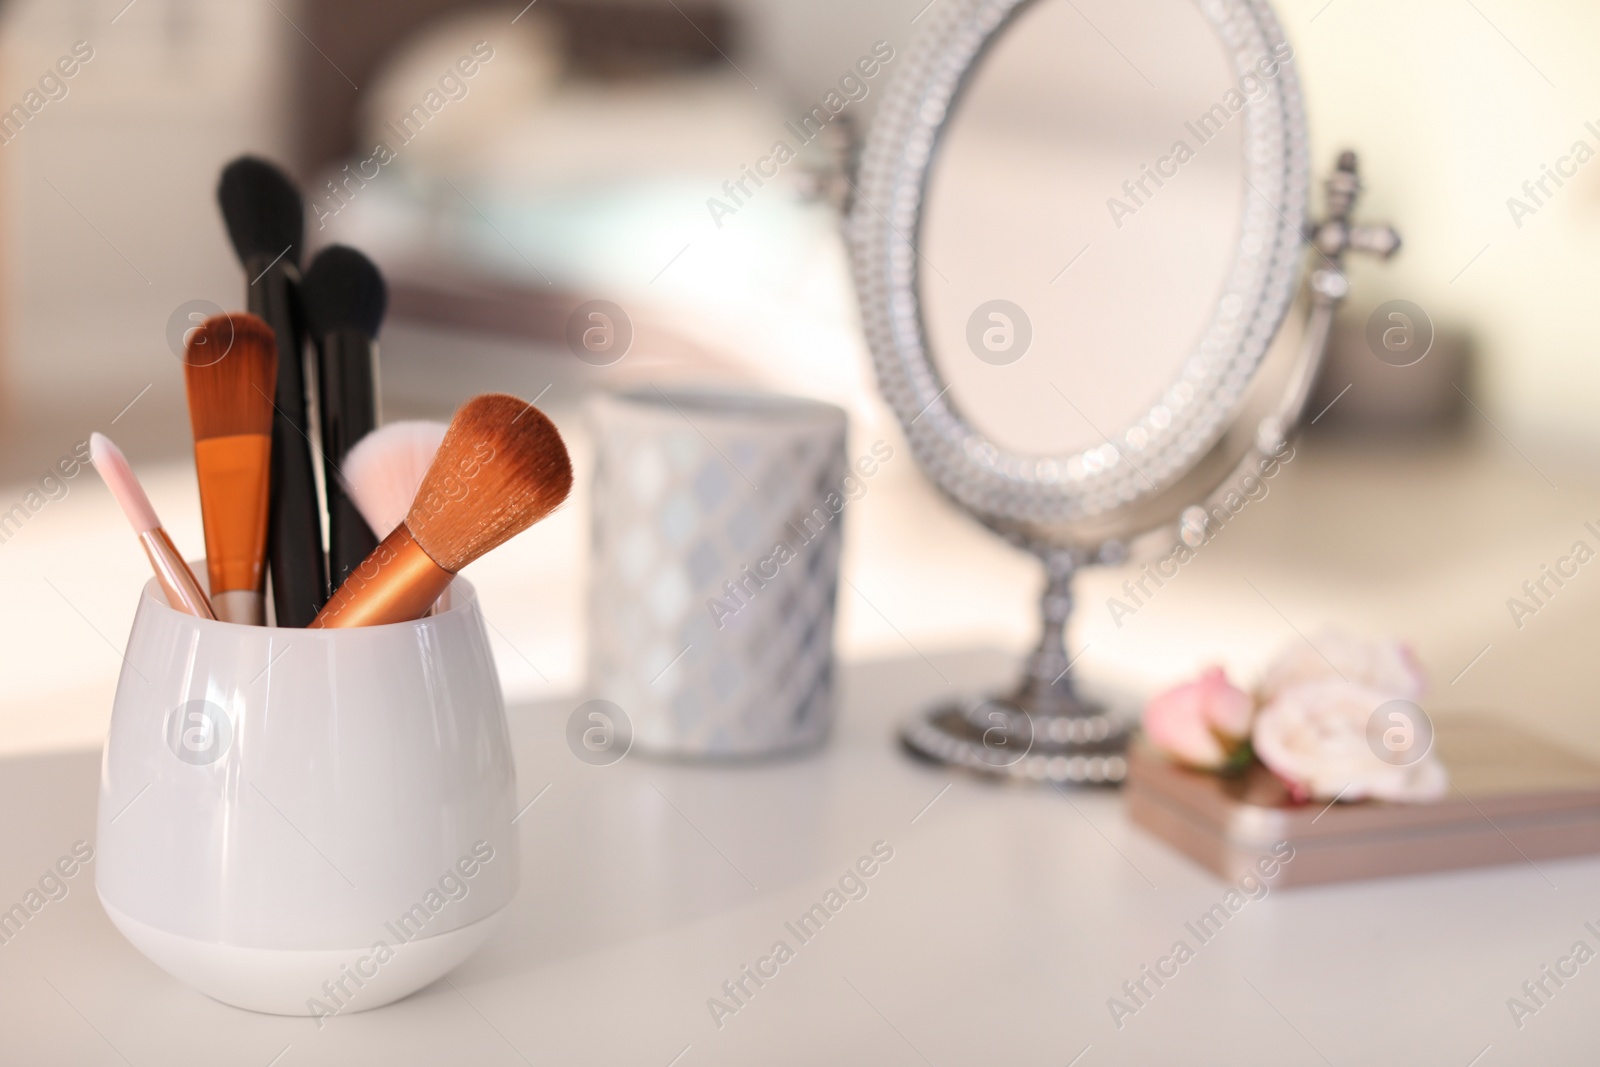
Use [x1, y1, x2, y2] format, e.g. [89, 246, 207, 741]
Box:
[308, 525, 454, 629]
[138, 529, 217, 620]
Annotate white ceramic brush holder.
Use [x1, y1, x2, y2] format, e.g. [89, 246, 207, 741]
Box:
[96, 573, 518, 1016]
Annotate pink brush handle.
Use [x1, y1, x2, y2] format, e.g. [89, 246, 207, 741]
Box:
[139, 529, 216, 620]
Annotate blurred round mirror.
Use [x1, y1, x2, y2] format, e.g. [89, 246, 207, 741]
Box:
[849, 0, 1395, 783]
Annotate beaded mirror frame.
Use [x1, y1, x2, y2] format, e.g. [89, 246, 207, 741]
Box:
[847, 0, 1309, 538]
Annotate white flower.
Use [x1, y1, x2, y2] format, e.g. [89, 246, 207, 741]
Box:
[1258, 630, 1425, 705]
[1252, 678, 1448, 803]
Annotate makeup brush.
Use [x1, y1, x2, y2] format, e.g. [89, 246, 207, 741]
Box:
[302, 245, 387, 591]
[183, 313, 277, 625]
[340, 420, 448, 538]
[218, 156, 326, 627]
[310, 394, 572, 629]
[89, 433, 215, 620]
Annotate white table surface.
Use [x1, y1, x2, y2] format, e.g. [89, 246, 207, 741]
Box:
[1, 649, 1596, 1066]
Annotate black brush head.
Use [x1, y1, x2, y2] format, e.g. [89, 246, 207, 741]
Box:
[301, 245, 388, 340]
[217, 156, 304, 268]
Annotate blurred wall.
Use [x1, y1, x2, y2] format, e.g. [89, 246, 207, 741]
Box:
[1281, 0, 1600, 453]
[0, 0, 291, 421]
[2, 0, 1598, 455]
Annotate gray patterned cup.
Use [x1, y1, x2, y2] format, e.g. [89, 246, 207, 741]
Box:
[587, 387, 848, 759]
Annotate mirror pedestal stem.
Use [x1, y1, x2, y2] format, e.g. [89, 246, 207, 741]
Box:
[903, 546, 1132, 785]
[1011, 549, 1092, 716]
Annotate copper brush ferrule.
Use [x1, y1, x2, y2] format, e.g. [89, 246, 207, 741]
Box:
[308, 524, 453, 629]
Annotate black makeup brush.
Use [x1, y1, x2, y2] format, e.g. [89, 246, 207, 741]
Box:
[302, 245, 387, 592]
[218, 156, 327, 626]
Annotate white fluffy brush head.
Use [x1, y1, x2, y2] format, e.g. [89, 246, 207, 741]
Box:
[339, 420, 449, 538]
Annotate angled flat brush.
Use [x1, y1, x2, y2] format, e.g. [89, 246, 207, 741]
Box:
[302, 244, 387, 591]
[183, 313, 277, 625]
[218, 156, 326, 626]
[311, 394, 572, 629]
[90, 433, 215, 620]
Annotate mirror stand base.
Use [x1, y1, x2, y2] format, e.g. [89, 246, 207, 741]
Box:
[901, 701, 1130, 785]
[899, 548, 1131, 785]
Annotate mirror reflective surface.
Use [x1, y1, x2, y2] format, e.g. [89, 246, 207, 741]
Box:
[921, 0, 1244, 459]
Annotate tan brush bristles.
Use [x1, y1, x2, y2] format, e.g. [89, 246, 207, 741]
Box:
[406, 394, 573, 572]
[182, 313, 277, 440]
[182, 312, 277, 624]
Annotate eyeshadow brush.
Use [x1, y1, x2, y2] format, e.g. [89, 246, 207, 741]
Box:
[89, 433, 215, 619]
[218, 156, 327, 626]
[301, 244, 387, 591]
[182, 313, 278, 625]
[311, 394, 571, 629]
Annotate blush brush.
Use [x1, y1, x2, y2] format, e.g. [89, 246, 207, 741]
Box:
[340, 420, 449, 539]
[311, 394, 572, 629]
[183, 313, 278, 625]
[302, 244, 387, 591]
[218, 156, 326, 626]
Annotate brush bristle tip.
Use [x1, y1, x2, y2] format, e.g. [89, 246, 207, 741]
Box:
[301, 245, 388, 339]
[90, 432, 161, 533]
[182, 313, 279, 440]
[406, 395, 573, 572]
[217, 156, 304, 266]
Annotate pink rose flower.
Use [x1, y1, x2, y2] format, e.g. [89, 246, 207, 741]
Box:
[1143, 667, 1254, 769]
